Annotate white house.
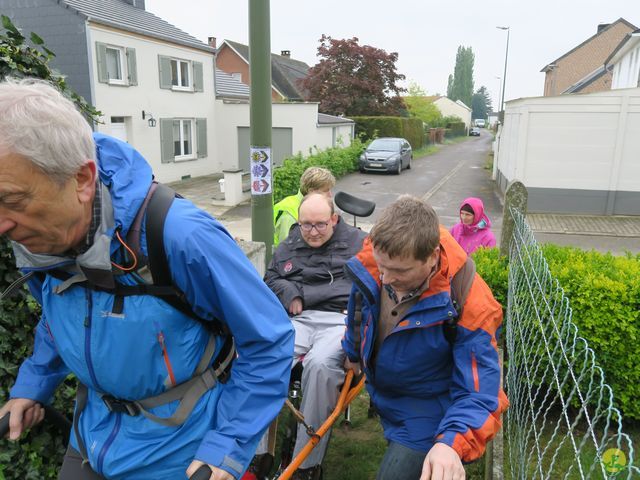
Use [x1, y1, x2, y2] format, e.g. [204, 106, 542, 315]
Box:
[607, 29, 640, 89]
[214, 69, 355, 172]
[494, 88, 640, 215]
[426, 96, 472, 129]
[1, 0, 217, 183]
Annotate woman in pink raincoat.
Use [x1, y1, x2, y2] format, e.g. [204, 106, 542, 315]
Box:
[450, 197, 496, 254]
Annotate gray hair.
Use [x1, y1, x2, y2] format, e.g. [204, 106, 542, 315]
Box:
[0, 77, 95, 185]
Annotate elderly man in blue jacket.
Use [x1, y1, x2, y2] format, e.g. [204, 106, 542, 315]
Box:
[0, 78, 294, 480]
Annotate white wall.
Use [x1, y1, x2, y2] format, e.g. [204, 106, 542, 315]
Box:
[214, 101, 353, 170]
[612, 40, 640, 90]
[434, 97, 472, 128]
[495, 88, 640, 214]
[88, 25, 216, 182]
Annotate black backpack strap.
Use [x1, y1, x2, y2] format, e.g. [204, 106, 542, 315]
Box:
[443, 257, 476, 345]
[145, 182, 176, 287]
[351, 291, 363, 356]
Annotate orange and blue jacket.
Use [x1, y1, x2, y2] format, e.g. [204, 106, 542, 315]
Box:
[342, 227, 509, 462]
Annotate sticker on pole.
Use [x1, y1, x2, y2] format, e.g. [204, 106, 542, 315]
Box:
[250, 147, 272, 195]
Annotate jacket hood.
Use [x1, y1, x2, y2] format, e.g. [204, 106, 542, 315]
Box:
[13, 134, 154, 277]
[94, 133, 154, 236]
[459, 197, 491, 233]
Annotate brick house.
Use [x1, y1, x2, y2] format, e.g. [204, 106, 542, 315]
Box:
[215, 39, 310, 102]
[541, 18, 637, 96]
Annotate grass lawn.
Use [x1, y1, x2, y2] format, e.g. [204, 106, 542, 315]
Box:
[321, 391, 487, 480]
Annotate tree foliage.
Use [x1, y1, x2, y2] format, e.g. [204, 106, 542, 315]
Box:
[301, 35, 406, 116]
[471, 86, 492, 120]
[447, 46, 474, 108]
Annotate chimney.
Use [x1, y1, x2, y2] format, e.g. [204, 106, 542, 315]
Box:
[208, 36, 217, 49]
[121, 0, 145, 9]
[597, 23, 610, 33]
[281, 50, 291, 58]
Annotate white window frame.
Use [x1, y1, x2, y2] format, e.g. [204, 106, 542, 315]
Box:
[105, 46, 126, 85]
[173, 119, 196, 161]
[171, 59, 192, 90]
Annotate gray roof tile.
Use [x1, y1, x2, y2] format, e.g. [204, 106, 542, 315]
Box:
[224, 39, 309, 100]
[215, 68, 250, 98]
[62, 0, 213, 52]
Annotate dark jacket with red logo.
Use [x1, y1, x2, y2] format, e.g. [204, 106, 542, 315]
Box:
[265, 218, 367, 313]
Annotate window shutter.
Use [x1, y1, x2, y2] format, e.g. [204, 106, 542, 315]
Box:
[158, 55, 172, 89]
[126, 48, 138, 86]
[96, 42, 108, 83]
[193, 61, 204, 92]
[196, 118, 207, 158]
[160, 118, 175, 163]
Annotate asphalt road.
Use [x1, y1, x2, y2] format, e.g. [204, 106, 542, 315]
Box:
[335, 130, 503, 237]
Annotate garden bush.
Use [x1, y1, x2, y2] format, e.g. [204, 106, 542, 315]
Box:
[472, 245, 640, 420]
[272, 139, 366, 203]
[351, 116, 423, 149]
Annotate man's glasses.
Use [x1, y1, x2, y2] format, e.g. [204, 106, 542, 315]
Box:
[300, 221, 330, 233]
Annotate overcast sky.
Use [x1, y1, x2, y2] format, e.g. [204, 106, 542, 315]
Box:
[146, 0, 639, 110]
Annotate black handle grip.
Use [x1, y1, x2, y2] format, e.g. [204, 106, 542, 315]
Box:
[0, 413, 9, 438]
[190, 464, 212, 480]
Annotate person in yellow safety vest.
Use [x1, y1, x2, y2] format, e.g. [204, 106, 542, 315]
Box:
[273, 167, 336, 246]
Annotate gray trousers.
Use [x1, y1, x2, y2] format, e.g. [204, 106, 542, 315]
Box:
[257, 310, 346, 469]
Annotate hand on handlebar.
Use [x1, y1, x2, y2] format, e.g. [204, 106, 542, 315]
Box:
[0, 398, 44, 440]
[186, 461, 233, 480]
[344, 357, 361, 377]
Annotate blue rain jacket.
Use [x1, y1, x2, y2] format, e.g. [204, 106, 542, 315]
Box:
[10, 134, 294, 479]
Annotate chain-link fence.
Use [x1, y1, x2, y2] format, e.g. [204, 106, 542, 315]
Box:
[504, 208, 639, 479]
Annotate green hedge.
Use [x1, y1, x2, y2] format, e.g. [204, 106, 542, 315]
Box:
[0, 239, 77, 479]
[273, 139, 366, 204]
[473, 245, 640, 420]
[445, 121, 467, 138]
[351, 116, 423, 150]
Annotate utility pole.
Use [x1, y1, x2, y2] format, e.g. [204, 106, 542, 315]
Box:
[249, 0, 274, 265]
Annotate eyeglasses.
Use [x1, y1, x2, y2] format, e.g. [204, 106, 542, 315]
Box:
[300, 221, 330, 233]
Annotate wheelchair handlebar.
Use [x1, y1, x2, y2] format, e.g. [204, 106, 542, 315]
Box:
[1, 405, 72, 441]
[0, 412, 9, 438]
[190, 464, 212, 480]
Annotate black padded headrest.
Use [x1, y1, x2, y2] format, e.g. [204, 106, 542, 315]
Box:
[334, 191, 376, 218]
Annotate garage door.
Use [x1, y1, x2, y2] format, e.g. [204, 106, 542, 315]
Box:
[237, 127, 293, 172]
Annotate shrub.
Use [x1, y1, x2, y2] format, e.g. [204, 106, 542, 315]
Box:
[351, 116, 423, 149]
[472, 245, 640, 420]
[446, 121, 466, 138]
[272, 139, 366, 203]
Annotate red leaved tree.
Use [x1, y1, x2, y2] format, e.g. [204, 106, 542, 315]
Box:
[300, 35, 406, 116]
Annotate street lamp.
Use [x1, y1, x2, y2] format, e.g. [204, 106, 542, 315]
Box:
[496, 26, 510, 115]
[495, 76, 501, 115]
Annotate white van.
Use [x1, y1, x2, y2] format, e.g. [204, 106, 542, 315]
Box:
[474, 119, 486, 128]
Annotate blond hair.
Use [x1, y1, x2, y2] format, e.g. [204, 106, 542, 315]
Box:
[300, 167, 336, 195]
[370, 195, 440, 260]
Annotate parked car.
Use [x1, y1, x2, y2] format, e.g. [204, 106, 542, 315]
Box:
[474, 119, 486, 128]
[469, 127, 481, 136]
[359, 137, 412, 174]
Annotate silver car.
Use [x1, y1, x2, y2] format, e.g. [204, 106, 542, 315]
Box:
[359, 137, 412, 174]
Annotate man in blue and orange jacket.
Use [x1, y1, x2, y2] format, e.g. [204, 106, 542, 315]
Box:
[342, 195, 508, 480]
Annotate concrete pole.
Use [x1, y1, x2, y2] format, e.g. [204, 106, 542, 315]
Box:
[249, 0, 274, 265]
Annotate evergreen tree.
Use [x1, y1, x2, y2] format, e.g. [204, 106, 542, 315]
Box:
[447, 46, 474, 108]
[471, 86, 492, 120]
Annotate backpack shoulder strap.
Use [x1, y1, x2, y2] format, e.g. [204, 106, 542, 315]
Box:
[145, 182, 176, 287]
[443, 256, 476, 345]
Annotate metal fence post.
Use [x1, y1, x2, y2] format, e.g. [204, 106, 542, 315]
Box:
[499, 180, 527, 257]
